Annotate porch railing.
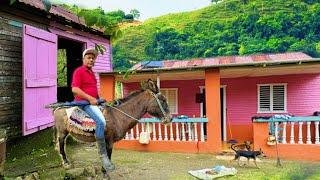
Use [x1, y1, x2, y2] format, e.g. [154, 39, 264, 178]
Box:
[124, 117, 208, 142]
[254, 116, 320, 145]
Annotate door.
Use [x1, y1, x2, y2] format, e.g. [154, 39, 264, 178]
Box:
[23, 25, 57, 135]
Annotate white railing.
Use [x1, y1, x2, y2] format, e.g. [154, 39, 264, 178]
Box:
[255, 116, 320, 145]
[124, 117, 208, 142]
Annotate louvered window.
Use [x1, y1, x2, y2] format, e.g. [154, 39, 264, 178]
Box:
[160, 88, 178, 114]
[258, 84, 287, 113]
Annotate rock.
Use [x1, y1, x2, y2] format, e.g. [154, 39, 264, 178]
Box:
[65, 168, 85, 179]
[15, 177, 23, 180]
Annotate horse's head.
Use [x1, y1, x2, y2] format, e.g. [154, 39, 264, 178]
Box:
[141, 79, 173, 124]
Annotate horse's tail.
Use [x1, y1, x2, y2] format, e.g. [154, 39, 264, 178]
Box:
[231, 144, 237, 152]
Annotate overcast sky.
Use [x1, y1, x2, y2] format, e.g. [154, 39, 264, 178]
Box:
[54, 0, 211, 21]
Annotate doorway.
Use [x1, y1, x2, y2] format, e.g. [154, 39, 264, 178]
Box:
[200, 86, 226, 141]
[57, 38, 85, 102]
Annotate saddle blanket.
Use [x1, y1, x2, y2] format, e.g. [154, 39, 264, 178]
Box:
[65, 107, 96, 133]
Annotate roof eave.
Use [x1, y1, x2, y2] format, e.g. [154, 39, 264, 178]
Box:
[101, 58, 320, 75]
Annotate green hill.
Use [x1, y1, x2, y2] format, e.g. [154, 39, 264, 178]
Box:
[112, 0, 320, 70]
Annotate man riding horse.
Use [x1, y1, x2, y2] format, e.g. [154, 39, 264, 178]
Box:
[71, 48, 114, 171]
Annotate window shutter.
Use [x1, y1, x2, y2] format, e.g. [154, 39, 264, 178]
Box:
[273, 85, 285, 111]
[259, 85, 270, 111]
[160, 89, 178, 114]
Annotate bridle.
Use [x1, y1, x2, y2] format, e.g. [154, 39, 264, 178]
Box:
[104, 90, 168, 123]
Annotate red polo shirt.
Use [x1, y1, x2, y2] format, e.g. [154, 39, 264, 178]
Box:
[71, 65, 98, 101]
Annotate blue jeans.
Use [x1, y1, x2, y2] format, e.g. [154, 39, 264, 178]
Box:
[83, 105, 106, 139]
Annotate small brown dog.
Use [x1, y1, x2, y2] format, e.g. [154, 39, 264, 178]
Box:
[232, 141, 252, 151]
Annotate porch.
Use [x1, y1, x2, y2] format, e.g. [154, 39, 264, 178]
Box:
[253, 116, 320, 161]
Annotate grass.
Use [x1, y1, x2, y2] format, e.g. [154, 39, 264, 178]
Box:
[3, 128, 320, 179]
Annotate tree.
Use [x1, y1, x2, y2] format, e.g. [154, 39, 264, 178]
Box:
[130, 9, 140, 20]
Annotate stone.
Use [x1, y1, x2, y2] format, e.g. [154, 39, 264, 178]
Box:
[65, 168, 85, 179]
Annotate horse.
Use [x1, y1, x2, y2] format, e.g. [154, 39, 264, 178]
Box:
[51, 80, 172, 172]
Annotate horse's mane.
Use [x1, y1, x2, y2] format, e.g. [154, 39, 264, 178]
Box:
[112, 90, 145, 106]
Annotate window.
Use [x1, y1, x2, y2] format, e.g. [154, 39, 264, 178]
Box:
[258, 84, 287, 113]
[160, 88, 178, 114]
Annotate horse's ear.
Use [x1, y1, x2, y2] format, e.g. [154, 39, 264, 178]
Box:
[147, 79, 159, 93]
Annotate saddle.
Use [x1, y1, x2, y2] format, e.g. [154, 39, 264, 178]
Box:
[64, 107, 96, 136]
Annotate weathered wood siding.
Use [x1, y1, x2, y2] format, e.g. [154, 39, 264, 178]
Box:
[0, 16, 22, 138]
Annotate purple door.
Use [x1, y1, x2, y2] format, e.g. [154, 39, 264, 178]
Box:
[23, 25, 57, 135]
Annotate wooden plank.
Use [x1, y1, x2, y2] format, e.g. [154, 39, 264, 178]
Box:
[0, 39, 22, 47]
[0, 30, 21, 37]
[0, 76, 22, 83]
[0, 70, 21, 76]
[0, 45, 21, 53]
[0, 34, 21, 42]
[0, 50, 21, 58]
[0, 55, 21, 62]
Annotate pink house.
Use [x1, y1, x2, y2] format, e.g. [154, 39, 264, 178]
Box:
[100, 52, 320, 160]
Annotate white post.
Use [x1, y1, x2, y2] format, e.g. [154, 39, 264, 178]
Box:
[152, 123, 157, 140]
[130, 128, 134, 140]
[298, 122, 303, 144]
[181, 123, 186, 141]
[158, 123, 163, 141]
[170, 123, 174, 141]
[136, 124, 140, 140]
[200, 123, 205, 142]
[315, 121, 320, 144]
[175, 123, 180, 141]
[282, 122, 287, 144]
[187, 123, 192, 141]
[157, 73, 160, 89]
[275, 122, 279, 142]
[306, 121, 312, 144]
[141, 123, 145, 132]
[290, 122, 295, 144]
[164, 124, 168, 141]
[125, 132, 129, 140]
[194, 123, 198, 141]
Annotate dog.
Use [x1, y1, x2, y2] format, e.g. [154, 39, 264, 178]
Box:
[231, 144, 263, 168]
[232, 141, 252, 151]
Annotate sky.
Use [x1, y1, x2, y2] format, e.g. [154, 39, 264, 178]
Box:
[54, 0, 211, 21]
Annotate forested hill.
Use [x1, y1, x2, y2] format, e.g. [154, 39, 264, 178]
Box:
[112, 0, 320, 70]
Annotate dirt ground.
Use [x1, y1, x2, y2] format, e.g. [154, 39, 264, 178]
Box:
[4, 129, 320, 180]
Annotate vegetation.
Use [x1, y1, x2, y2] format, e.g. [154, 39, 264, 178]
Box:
[113, 0, 320, 70]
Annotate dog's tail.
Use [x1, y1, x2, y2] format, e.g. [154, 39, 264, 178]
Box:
[230, 144, 237, 152]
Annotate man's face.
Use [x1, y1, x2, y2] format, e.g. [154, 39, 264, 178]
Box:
[83, 54, 96, 69]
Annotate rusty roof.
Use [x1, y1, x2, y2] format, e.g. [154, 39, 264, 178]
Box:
[18, 0, 103, 32]
[130, 52, 316, 71]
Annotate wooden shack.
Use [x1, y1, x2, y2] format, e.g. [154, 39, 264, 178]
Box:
[0, 0, 112, 138]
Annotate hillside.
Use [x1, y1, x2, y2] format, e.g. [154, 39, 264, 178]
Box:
[112, 0, 320, 70]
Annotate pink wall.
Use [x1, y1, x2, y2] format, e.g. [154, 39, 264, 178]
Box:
[123, 79, 204, 117]
[221, 73, 320, 125]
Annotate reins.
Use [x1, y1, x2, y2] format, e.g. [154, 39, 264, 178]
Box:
[104, 91, 167, 122]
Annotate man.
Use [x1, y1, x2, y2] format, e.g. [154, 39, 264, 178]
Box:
[71, 48, 114, 171]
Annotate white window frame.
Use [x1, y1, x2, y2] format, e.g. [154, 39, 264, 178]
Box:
[257, 83, 287, 113]
[160, 88, 178, 114]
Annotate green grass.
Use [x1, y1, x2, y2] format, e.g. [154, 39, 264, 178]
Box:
[3, 128, 320, 179]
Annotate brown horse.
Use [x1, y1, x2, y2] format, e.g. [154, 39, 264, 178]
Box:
[52, 80, 172, 171]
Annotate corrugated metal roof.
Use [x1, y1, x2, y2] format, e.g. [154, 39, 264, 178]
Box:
[18, 0, 103, 32]
[131, 52, 314, 71]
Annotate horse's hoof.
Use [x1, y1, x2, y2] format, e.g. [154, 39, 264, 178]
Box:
[102, 164, 115, 172]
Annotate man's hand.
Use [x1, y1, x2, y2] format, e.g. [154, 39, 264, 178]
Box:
[88, 97, 98, 105]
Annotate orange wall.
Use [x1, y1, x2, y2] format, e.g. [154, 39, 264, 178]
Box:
[100, 75, 115, 101]
[226, 124, 253, 143]
[253, 122, 320, 161]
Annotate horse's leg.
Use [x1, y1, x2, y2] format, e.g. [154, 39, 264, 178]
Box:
[106, 142, 113, 160]
[58, 131, 70, 167]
